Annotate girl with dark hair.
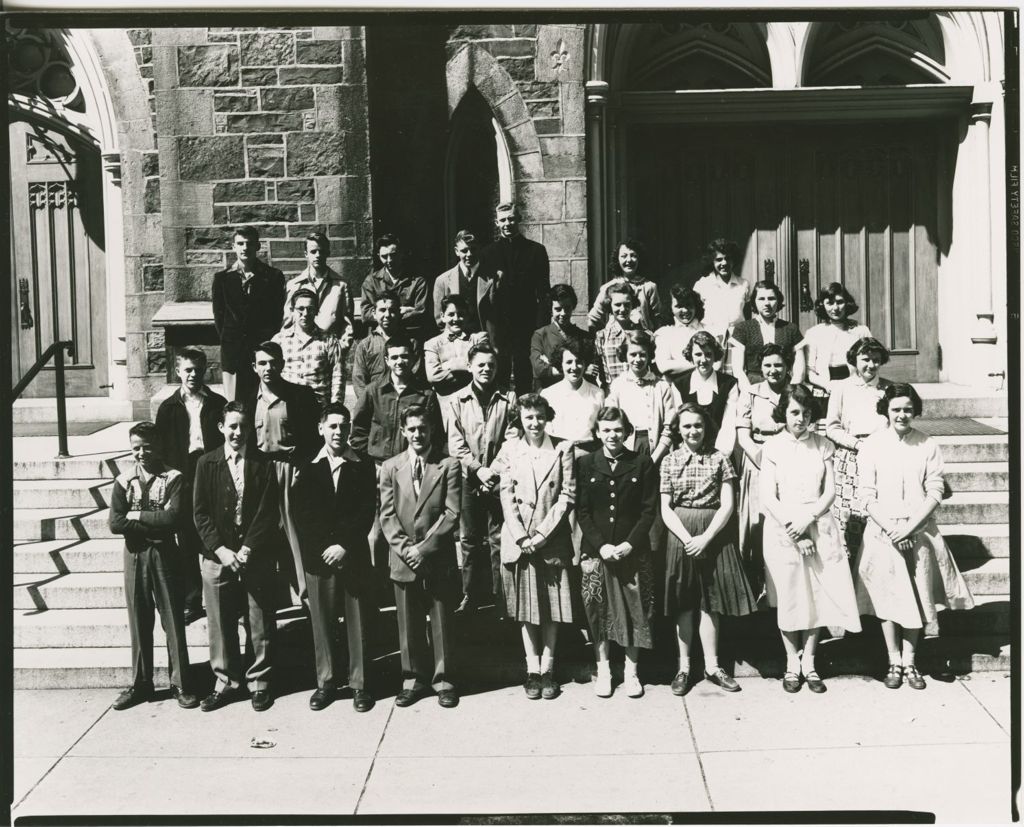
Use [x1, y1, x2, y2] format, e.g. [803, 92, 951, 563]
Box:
[825, 337, 892, 558]
[729, 281, 805, 390]
[588, 239, 665, 332]
[854, 383, 975, 691]
[541, 340, 605, 453]
[595, 282, 647, 389]
[660, 403, 756, 696]
[760, 386, 861, 694]
[671, 331, 739, 455]
[654, 285, 707, 380]
[693, 238, 751, 346]
[797, 282, 872, 397]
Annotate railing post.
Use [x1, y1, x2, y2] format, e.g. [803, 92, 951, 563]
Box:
[54, 342, 69, 458]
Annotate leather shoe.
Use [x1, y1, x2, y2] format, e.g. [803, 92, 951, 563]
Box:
[309, 686, 336, 711]
[171, 686, 199, 709]
[904, 665, 927, 690]
[251, 690, 273, 712]
[395, 687, 426, 707]
[541, 672, 560, 700]
[183, 608, 205, 625]
[804, 672, 827, 694]
[671, 671, 689, 697]
[437, 689, 459, 708]
[883, 664, 903, 689]
[352, 689, 375, 713]
[200, 688, 241, 712]
[782, 672, 802, 694]
[112, 684, 152, 710]
[704, 668, 741, 692]
[523, 672, 542, 700]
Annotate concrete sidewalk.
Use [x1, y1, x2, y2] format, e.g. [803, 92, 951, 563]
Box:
[12, 673, 1011, 822]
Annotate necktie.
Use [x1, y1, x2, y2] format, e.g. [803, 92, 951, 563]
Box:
[414, 457, 423, 494]
[230, 454, 244, 525]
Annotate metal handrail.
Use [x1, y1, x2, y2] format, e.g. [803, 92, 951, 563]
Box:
[12, 340, 73, 458]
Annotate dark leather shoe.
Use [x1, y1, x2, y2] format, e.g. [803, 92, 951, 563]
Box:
[395, 687, 426, 707]
[782, 672, 802, 694]
[883, 664, 903, 689]
[200, 688, 240, 712]
[904, 665, 927, 690]
[705, 668, 741, 692]
[437, 689, 459, 708]
[540, 672, 560, 700]
[309, 686, 336, 711]
[251, 690, 273, 711]
[183, 608, 206, 625]
[524, 672, 542, 700]
[112, 684, 152, 710]
[804, 672, 827, 694]
[352, 689, 375, 713]
[171, 686, 199, 709]
[671, 671, 689, 697]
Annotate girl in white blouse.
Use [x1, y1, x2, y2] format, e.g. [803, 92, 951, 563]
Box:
[541, 341, 605, 454]
[654, 285, 707, 381]
[855, 383, 975, 691]
[796, 282, 871, 407]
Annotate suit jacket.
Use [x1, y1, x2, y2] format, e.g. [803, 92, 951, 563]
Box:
[154, 387, 227, 479]
[244, 379, 321, 464]
[432, 263, 501, 343]
[350, 376, 444, 462]
[379, 450, 462, 583]
[529, 322, 596, 389]
[291, 446, 375, 579]
[494, 436, 575, 566]
[192, 446, 279, 559]
[576, 449, 658, 560]
[480, 233, 550, 331]
[211, 261, 286, 362]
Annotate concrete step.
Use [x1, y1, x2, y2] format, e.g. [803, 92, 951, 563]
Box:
[13, 645, 211, 689]
[13, 508, 113, 541]
[13, 454, 130, 481]
[943, 461, 1009, 492]
[14, 479, 114, 509]
[14, 572, 125, 610]
[12, 397, 133, 424]
[933, 435, 1008, 463]
[14, 609, 218, 649]
[962, 558, 1010, 596]
[13, 539, 126, 574]
[918, 391, 1007, 419]
[940, 524, 1010, 559]
[934, 492, 1009, 525]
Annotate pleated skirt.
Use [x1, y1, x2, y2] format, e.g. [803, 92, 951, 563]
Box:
[737, 454, 766, 600]
[502, 557, 575, 625]
[663, 506, 758, 617]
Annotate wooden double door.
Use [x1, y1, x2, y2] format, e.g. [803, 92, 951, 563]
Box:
[625, 121, 946, 381]
[9, 117, 108, 396]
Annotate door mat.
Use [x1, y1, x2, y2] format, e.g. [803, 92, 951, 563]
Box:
[914, 418, 1006, 437]
[12, 421, 111, 437]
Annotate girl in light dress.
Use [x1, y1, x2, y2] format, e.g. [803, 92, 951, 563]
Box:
[759, 385, 861, 695]
[855, 383, 975, 691]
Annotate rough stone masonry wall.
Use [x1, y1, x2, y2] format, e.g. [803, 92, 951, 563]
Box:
[447, 24, 590, 312]
[137, 25, 371, 393]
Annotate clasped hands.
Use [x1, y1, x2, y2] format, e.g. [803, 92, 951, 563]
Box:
[518, 532, 546, 554]
[215, 545, 251, 572]
[884, 523, 916, 553]
[782, 510, 817, 557]
[599, 541, 633, 562]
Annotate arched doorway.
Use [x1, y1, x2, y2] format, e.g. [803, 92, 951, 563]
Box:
[445, 86, 502, 245]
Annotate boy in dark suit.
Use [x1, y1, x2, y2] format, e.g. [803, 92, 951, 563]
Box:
[154, 348, 227, 623]
[379, 405, 462, 708]
[292, 402, 376, 713]
[192, 402, 280, 712]
[109, 421, 197, 710]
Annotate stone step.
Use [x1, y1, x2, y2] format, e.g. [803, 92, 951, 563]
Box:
[13, 539, 126, 574]
[14, 479, 114, 509]
[918, 392, 1007, 419]
[12, 397, 133, 424]
[940, 524, 1010, 559]
[13, 572, 126, 610]
[943, 461, 1009, 492]
[14, 609, 220, 649]
[13, 508, 113, 541]
[14, 646, 212, 690]
[962, 559, 1010, 596]
[933, 435, 1008, 463]
[933, 492, 1010, 525]
[13, 454, 130, 481]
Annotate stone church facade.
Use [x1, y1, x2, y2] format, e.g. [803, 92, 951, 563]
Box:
[6, 15, 1010, 415]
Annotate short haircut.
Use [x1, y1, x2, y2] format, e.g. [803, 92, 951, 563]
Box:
[552, 338, 590, 369]
[253, 340, 283, 362]
[606, 281, 638, 307]
[454, 229, 477, 246]
[233, 225, 259, 243]
[384, 336, 414, 356]
[759, 342, 791, 368]
[701, 238, 739, 273]
[609, 238, 648, 277]
[375, 290, 401, 309]
[675, 402, 714, 444]
[594, 405, 633, 436]
[772, 385, 820, 424]
[290, 288, 319, 309]
[495, 201, 520, 218]
[750, 279, 785, 313]
[549, 283, 578, 311]
[846, 336, 890, 367]
[175, 347, 207, 369]
[517, 392, 556, 421]
[468, 341, 497, 362]
[129, 421, 160, 444]
[616, 328, 655, 363]
[684, 330, 725, 364]
[305, 232, 330, 254]
[814, 281, 860, 322]
[320, 401, 351, 424]
[877, 382, 923, 418]
[375, 233, 400, 252]
[438, 294, 468, 315]
[669, 284, 706, 321]
[400, 403, 430, 426]
[219, 400, 249, 424]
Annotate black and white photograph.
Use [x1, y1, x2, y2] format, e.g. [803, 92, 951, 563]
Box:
[4, 5, 1017, 823]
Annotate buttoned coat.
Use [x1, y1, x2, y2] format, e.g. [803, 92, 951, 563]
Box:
[379, 451, 462, 583]
[493, 436, 575, 566]
[576, 448, 658, 562]
[432, 263, 501, 341]
[154, 387, 227, 478]
[211, 261, 286, 371]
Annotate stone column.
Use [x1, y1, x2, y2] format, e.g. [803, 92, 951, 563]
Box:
[585, 79, 609, 297]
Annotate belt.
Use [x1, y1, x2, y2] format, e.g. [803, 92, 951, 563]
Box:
[829, 365, 851, 380]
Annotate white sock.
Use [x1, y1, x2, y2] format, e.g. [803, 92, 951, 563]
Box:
[800, 652, 816, 675]
[526, 655, 541, 674]
[596, 660, 611, 676]
[786, 654, 801, 675]
[623, 659, 638, 678]
[705, 655, 719, 672]
[540, 655, 553, 675]
[888, 650, 901, 667]
[901, 651, 916, 668]
[678, 656, 690, 673]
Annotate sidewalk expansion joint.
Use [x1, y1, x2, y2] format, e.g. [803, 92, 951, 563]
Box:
[682, 698, 714, 812]
[353, 700, 396, 814]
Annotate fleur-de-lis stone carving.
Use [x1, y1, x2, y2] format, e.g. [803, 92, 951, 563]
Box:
[551, 39, 570, 72]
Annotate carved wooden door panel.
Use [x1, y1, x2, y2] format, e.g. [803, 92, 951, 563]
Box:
[9, 118, 108, 397]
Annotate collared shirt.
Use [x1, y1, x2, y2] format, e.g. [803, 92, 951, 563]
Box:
[423, 330, 477, 398]
[602, 448, 624, 472]
[254, 385, 296, 456]
[693, 273, 751, 341]
[737, 381, 785, 440]
[360, 267, 429, 336]
[688, 369, 720, 406]
[755, 315, 777, 345]
[272, 325, 344, 406]
[802, 321, 872, 388]
[760, 429, 833, 507]
[223, 444, 247, 525]
[542, 379, 604, 444]
[407, 447, 426, 497]
[448, 383, 518, 475]
[314, 443, 352, 492]
[606, 370, 658, 432]
[659, 444, 736, 508]
[284, 265, 354, 334]
[181, 387, 208, 453]
[596, 318, 638, 388]
[654, 321, 705, 373]
[825, 375, 889, 448]
[351, 328, 424, 399]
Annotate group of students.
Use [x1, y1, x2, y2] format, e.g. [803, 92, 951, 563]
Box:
[108, 219, 976, 716]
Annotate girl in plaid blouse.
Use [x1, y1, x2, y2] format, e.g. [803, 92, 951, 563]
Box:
[660, 404, 757, 696]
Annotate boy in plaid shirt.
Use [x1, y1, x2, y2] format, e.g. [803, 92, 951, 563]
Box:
[109, 421, 198, 710]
